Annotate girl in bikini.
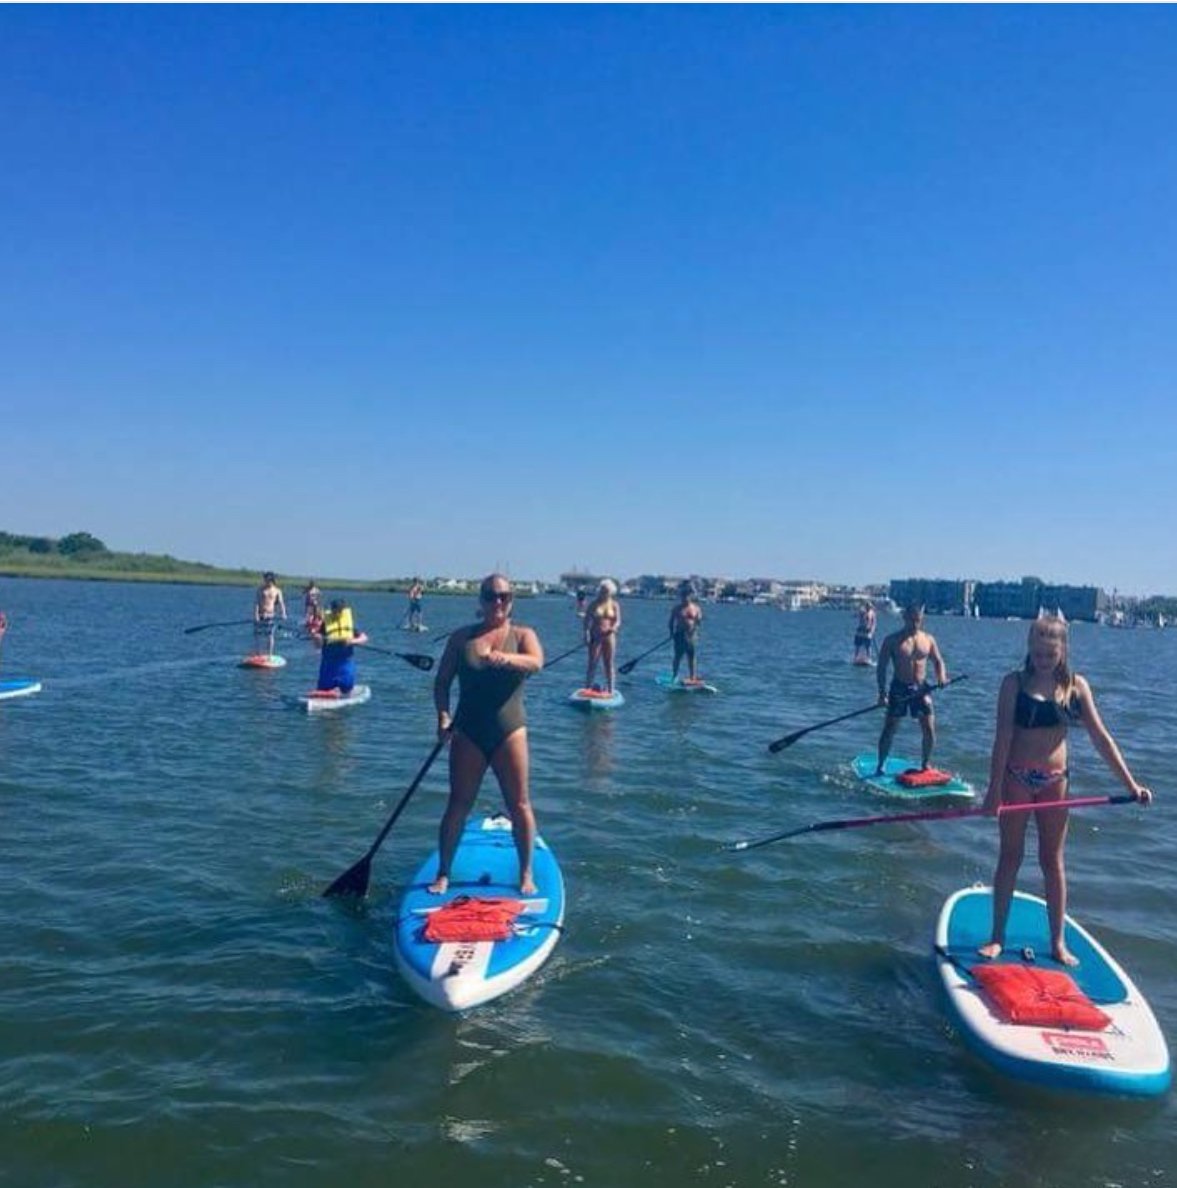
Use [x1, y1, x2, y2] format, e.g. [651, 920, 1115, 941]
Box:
[979, 613, 1152, 965]
[430, 575, 544, 896]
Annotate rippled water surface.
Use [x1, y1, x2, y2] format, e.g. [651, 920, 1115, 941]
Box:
[1, 580, 1174, 1188]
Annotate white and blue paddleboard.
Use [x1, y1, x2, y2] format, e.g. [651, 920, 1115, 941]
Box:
[0, 678, 41, 702]
[296, 684, 372, 713]
[568, 686, 625, 711]
[394, 814, 564, 1012]
[655, 671, 718, 695]
[936, 886, 1170, 1097]
[852, 754, 974, 801]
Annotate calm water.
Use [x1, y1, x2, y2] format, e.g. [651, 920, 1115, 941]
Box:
[1, 580, 1174, 1188]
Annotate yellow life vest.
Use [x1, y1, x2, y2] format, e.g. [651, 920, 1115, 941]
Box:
[322, 606, 355, 645]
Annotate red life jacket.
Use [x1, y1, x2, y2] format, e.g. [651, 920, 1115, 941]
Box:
[897, 767, 953, 788]
[970, 963, 1111, 1030]
[423, 896, 526, 943]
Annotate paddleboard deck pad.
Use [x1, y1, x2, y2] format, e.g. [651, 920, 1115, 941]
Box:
[394, 814, 564, 1012]
[852, 754, 973, 800]
[0, 678, 42, 701]
[655, 672, 718, 694]
[297, 684, 371, 713]
[240, 653, 287, 669]
[568, 687, 625, 710]
[936, 886, 1170, 1097]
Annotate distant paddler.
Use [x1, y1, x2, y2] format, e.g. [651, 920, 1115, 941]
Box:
[314, 598, 368, 694]
[407, 578, 425, 630]
[669, 581, 703, 682]
[853, 602, 877, 664]
[875, 603, 947, 774]
[254, 571, 288, 656]
[584, 579, 622, 694]
[303, 579, 323, 633]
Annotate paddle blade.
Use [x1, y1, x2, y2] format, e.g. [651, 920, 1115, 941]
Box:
[322, 855, 372, 899]
[401, 653, 434, 671]
[618, 659, 638, 675]
[767, 730, 806, 753]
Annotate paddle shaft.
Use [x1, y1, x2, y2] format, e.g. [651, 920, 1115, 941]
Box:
[322, 735, 448, 898]
[768, 674, 969, 753]
[618, 635, 671, 676]
[728, 793, 1139, 852]
[356, 642, 434, 670]
[183, 618, 259, 635]
[542, 640, 586, 670]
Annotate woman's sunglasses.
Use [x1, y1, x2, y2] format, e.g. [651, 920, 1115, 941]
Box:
[481, 590, 512, 604]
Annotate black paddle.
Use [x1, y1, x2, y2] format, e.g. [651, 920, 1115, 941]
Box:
[767, 674, 969, 753]
[542, 640, 587, 670]
[618, 635, 671, 676]
[183, 618, 260, 635]
[358, 642, 434, 671]
[724, 793, 1139, 853]
[322, 736, 449, 898]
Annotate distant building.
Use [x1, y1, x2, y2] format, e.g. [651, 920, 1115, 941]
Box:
[972, 579, 1105, 622]
[889, 578, 975, 615]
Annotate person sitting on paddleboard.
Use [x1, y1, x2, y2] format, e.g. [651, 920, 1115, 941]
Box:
[584, 579, 622, 694]
[875, 603, 947, 774]
[669, 581, 703, 682]
[314, 598, 367, 694]
[853, 602, 876, 663]
[407, 578, 424, 630]
[430, 574, 544, 896]
[979, 612, 1152, 966]
[254, 572, 287, 656]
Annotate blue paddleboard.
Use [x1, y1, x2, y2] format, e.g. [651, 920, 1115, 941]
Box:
[655, 672, 718, 694]
[568, 686, 625, 710]
[394, 814, 565, 1011]
[852, 753, 973, 801]
[936, 886, 1170, 1097]
[0, 678, 41, 702]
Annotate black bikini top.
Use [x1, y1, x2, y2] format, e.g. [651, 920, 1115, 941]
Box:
[1014, 684, 1081, 729]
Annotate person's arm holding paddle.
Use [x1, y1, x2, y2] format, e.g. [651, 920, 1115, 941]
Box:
[1074, 676, 1153, 804]
[875, 633, 894, 705]
[927, 633, 948, 689]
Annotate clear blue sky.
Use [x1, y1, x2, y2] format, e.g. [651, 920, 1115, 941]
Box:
[3, 6, 1175, 593]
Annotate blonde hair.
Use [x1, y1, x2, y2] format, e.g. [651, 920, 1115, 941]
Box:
[1023, 614, 1075, 704]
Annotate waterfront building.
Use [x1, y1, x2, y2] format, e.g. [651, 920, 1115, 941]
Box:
[889, 578, 974, 615]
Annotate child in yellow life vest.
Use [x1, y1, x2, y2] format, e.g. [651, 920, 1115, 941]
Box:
[316, 599, 368, 693]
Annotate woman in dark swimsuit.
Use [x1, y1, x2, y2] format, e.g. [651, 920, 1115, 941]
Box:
[430, 574, 544, 895]
[980, 613, 1152, 965]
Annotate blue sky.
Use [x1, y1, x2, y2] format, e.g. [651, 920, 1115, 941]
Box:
[3, 6, 1175, 593]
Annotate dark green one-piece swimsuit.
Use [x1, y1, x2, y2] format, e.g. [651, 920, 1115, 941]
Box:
[453, 627, 528, 760]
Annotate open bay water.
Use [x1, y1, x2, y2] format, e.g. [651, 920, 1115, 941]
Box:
[0, 579, 1174, 1188]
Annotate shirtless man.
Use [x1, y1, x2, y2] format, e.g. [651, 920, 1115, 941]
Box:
[875, 603, 948, 773]
[669, 582, 704, 681]
[853, 603, 877, 663]
[254, 571, 288, 656]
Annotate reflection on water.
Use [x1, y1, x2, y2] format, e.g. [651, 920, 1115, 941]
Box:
[579, 712, 616, 780]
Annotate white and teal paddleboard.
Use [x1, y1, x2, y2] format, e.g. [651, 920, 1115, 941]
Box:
[936, 886, 1171, 1097]
[568, 686, 625, 711]
[852, 754, 974, 801]
[655, 672, 718, 694]
[394, 814, 565, 1012]
[0, 678, 42, 702]
[296, 684, 372, 713]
